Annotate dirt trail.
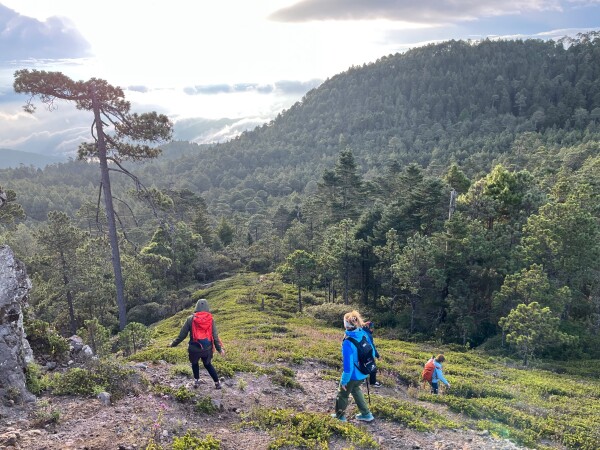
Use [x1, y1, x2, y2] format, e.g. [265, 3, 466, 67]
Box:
[1, 360, 529, 450]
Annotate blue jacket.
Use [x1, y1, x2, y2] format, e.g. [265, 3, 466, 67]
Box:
[432, 360, 449, 386]
[340, 328, 374, 385]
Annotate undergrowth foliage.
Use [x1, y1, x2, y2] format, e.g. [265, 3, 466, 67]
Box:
[243, 408, 379, 449]
[24, 319, 69, 359]
[50, 359, 139, 400]
[145, 273, 600, 450]
[60, 273, 600, 450]
[369, 395, 459, 431]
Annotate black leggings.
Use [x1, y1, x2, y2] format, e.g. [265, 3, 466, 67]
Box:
[369, 369, 377, 385]
[189, 351, 219, 382]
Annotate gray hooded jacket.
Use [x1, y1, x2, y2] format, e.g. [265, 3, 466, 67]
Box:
[170, 299, 223, 352]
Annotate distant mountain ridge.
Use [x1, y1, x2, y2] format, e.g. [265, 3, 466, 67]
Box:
[136, 34, 600, 201]
[3, 34, 600, 221]
[0, 148, 65, 169]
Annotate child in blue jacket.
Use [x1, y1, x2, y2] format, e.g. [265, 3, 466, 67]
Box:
[332, 310, 375, 422]
[431, 354, 450, 394]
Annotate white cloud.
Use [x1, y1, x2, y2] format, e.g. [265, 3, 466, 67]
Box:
[0, 0, 598, 157]
[269, 0, 563, 23]
[0, 4, 90, 61]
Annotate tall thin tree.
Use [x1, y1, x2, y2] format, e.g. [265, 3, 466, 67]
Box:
[14, 70, 173, 330]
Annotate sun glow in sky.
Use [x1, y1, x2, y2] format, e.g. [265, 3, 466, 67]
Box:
[0, 0, 598, 155]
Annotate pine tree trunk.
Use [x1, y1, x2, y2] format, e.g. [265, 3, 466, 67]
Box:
[92, 92, 127, 331]
[60, 252, 77, 335]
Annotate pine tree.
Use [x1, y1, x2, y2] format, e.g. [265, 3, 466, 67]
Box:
[14, 70, 172, 330]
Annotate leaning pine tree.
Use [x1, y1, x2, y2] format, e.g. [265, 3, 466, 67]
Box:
[14, 70, 173, 330]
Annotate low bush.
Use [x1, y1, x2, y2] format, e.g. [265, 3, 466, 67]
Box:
[24, 319, 69, 359]
[244, 408, 378, 449]
[172, 431, 221, 450]
[304, 303, 353, 327]
[29, 399, 60, 428]
[370, 395, 459, 431]
[174, 386, 196, 403]
[25, 363, 48, 395]
[50, 359, 138, 399]
[195, 396, 219, 414]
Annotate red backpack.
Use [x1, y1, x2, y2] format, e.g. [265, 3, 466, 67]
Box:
[191, 311, 214, 350]
[421, 357, 436, 382]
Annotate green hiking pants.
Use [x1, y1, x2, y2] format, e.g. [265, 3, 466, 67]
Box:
[334, 378, 370, 418]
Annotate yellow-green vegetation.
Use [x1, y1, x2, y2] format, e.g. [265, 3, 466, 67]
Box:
[172, 431, 221, 450]
[25, 362, 48, 395]
[244, 408, 379, 449]
[195, 396, 219, 414]
[418, 359, 600, 449]
[369, 395, 459, 431]
[24, 319, 70, 358]
[170, 364, 193, 377]
[50, 360, 139, 400]
[265, 365, 304, 390]
[140, 273, 600, 450]
[145, 432, 221, 450]
[29, 399, 60, 428]
[151, 384, 195, 404]
[173, 386, 196, 403]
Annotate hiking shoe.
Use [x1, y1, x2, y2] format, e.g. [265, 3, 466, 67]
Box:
[355, 412, 374, 422]
[372, 381, 382, 387]
[193, 379, 200, 388]
[330, 413, 347, 422]
[215, 382, 222, 390]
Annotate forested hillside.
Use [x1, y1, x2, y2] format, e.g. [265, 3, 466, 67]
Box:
[1, 34, 599, 362]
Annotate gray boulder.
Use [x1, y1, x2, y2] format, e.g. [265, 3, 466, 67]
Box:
[0, 245, 35, 404]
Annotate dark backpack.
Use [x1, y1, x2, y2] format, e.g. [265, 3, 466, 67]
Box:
[345, 335, 376, 375]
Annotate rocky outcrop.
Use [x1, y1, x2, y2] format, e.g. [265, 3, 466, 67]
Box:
[0, 245, 35, 405]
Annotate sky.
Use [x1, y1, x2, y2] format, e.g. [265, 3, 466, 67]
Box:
[0, 0, 599, 158]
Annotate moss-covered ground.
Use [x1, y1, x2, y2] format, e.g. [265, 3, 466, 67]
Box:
[130, 273, 600, 450]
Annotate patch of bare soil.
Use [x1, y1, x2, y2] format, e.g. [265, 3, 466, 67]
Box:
[1, 361, 530, 450]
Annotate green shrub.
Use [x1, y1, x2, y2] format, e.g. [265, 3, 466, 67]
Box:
[129, 347, 185, 364]
[195, 396, 218, 414]
[25, 363, 47, 395]
[304, 303, 353, 327]
[29, 399, 60, 428]
[170, 364, 193, 377]
[265, 365, 303, 390]
[174, 386, 196, 403]
[77, 319, 111, 357]
[51, 359, 138, 399]
[301, 293, 319, 306]
[51, 368, 100, 396]
[245, 408, 379, 449]
[127, 302, 166, 326]
[172, 431, 221, 450]
[117, 322, 153, 356]
[5, 386, 22, 404]
[370, 395, 459, 431]
[212, 358, 255, 378]
[450, 381, 514, 399]
[24, 319, 69, 359]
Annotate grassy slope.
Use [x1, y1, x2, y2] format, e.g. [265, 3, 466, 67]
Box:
[134, 273, 600, 450]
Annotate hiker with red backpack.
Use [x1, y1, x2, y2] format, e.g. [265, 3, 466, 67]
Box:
[331, 310, 375, 423]
[170, 299, 225, 389]
[421, 354, 450, 394]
